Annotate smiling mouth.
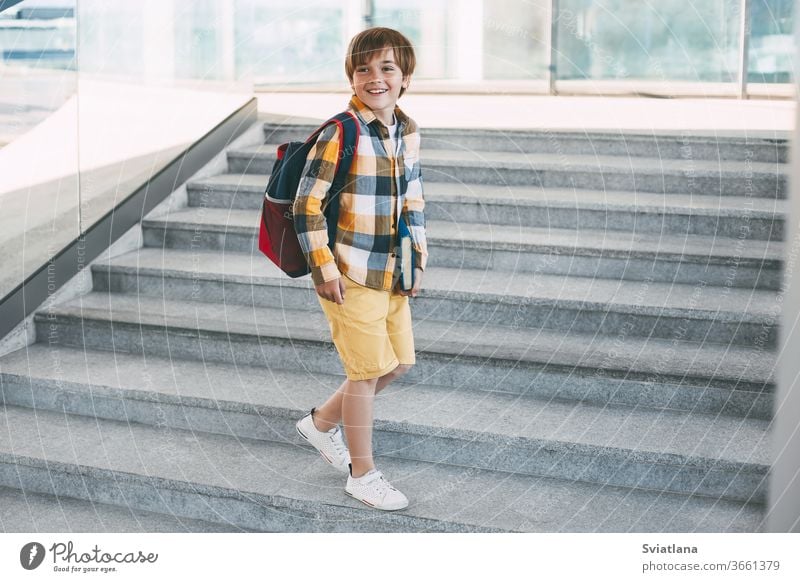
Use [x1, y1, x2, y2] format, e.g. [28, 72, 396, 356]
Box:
[366, 88, 388, 94]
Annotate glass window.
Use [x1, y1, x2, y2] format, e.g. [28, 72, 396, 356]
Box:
[237, 0, 346, 84]
[374, 0, 549, 81]
[77, 2, 144, 76]
[748, 0, 794, 83]
[556, 0, 741, 82]
[174, 0, 221, 81]
[483, 0, 549, 79]
[373, 0, 449, 79]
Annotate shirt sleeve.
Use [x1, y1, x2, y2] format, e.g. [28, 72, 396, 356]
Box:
[292, 123, 342, 286]
[401, 131, 428, 272]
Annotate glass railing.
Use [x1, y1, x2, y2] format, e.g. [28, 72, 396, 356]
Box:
[74, 0, 253, 231]
[0, 0, 79, 301]
[0, 0, 253, 305]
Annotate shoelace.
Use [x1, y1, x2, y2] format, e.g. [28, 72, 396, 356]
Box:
[327, 427, 349, 458]
[364, 472, 398, 499]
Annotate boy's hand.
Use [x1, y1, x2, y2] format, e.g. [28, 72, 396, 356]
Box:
[398, 268, 424, 298]
[316, 278, 346, 304]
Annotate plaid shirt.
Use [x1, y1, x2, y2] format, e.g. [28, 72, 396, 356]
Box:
[293, 94, 428, 291]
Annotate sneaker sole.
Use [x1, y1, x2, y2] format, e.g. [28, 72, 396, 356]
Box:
[296, 422, 349, 472]
[344, 489, 409, 511]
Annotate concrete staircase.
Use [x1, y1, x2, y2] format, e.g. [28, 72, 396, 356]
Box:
[0, 117, 787, 532]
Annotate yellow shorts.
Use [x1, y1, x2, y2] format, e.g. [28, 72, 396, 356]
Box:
[317, 274, 416, 381]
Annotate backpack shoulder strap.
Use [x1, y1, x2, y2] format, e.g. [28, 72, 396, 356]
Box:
[316, 111, 359, 252]
[329, 111, 359, 186]
[301, 111, 358, 185]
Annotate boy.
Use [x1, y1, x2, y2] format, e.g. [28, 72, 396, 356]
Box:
[293, 27, 427, 511]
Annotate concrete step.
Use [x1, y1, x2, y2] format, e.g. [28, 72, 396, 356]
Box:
[262, 122, 789, 163]
[93, 247, 779, 349]
[38, 287, 776, 419]
[0, 403, 765, 532]
[141, 207, 783, 290]
[420, 182, 785, 241]
[0, 344, 770, 504]
[227, 144, 788, 198]
[0, 486, 248, 532]
[185, 174, 785, 241]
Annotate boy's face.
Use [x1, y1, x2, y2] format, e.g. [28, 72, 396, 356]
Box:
[350, 47, 409, 125]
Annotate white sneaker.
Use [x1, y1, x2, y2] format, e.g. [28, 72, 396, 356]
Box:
[345, 464, 409, 511]
[295, 408, 351, 473]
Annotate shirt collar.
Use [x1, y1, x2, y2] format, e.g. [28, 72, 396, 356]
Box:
[348, 93, 409, 133]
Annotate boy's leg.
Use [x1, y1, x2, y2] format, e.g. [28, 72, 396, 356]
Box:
[311, 364, 412, 432]
[341, 376, 378, 477]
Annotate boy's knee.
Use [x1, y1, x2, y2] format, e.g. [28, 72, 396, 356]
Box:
[346, 377, 379, 392]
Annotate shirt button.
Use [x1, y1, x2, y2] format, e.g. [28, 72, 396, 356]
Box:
[391, 253, 396, 257]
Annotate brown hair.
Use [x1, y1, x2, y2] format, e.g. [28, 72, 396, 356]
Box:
[345, 27, 416, 98]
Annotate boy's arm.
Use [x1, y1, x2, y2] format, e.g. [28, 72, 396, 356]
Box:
[293, 123, 342, 286]
[401, 132, 428, 272]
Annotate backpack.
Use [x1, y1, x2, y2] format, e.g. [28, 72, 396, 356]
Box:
[258, 111, 359, 278]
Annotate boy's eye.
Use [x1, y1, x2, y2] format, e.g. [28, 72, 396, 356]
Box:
[357, 66, 395, 72]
